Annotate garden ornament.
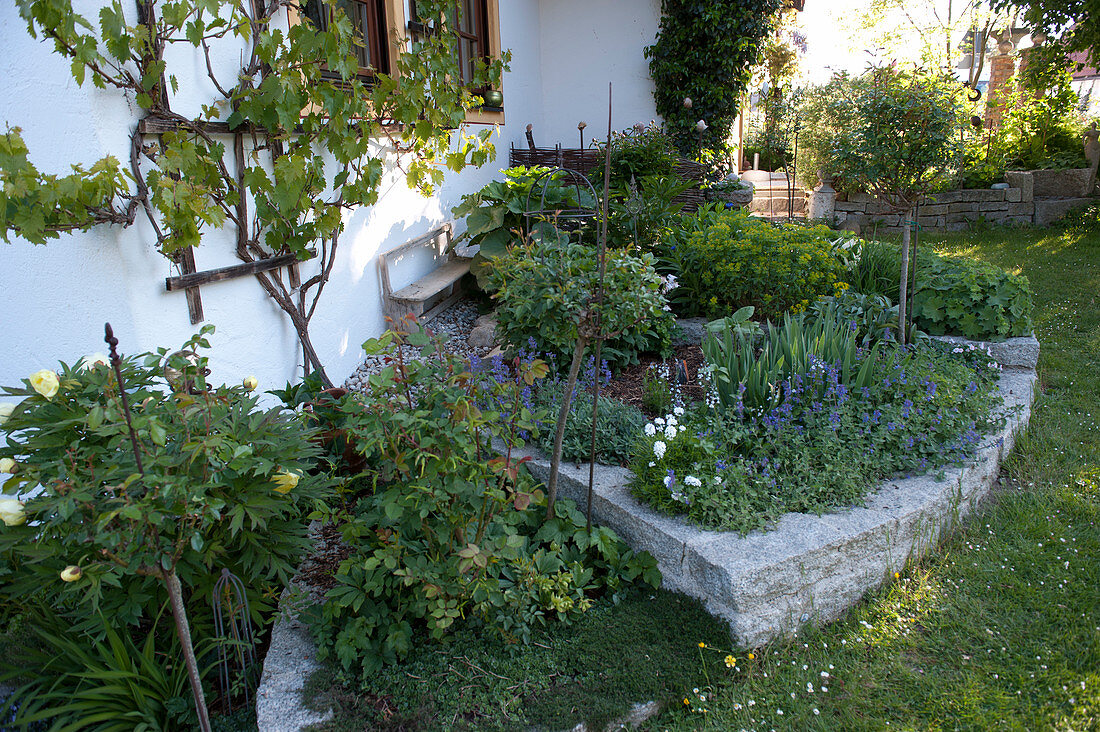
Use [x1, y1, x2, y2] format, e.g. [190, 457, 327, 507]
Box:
[1085, 122, 1099, 195]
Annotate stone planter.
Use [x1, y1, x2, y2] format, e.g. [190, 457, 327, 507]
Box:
[708, 186, 754, 207]
[1025, 168, 1093, 198]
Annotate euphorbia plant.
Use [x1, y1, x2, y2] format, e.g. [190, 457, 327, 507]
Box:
[0, 325, 331, 728]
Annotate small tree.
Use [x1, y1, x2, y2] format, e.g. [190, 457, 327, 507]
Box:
[802, 65, 964, 341]
[1, 0, 508, 387]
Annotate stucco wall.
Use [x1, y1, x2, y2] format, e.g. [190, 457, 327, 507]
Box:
[536, 0, 661, 147]
[0, 0, 545, 394]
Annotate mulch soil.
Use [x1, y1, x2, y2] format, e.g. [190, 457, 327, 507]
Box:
[597, 343, 706, 416]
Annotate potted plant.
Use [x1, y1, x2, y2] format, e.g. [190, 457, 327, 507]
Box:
[705, 175, 754, 207]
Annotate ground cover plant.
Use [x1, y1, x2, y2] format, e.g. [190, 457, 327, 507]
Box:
[848, 238, 1034, 340]
[629, 308, 1005, 533]
[642, 220, 1100, 730]
[304, 589, 732, 731]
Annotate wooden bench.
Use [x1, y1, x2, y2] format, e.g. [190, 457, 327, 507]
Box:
[379, 222, 472, 324]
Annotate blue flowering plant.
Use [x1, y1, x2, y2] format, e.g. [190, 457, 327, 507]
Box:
[629, 311, 1005, 533]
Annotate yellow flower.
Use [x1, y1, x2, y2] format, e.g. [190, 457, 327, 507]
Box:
[725, 655, 736, 668]
[60, 565, 82, 582]
[0, 458, 15, 474]
[683, 698, 690, 706]
[0, 497, 26, 527]
[894, 572, 900, 579]
[29, 370, 60, 399]
[747, 652, 755, 660]
[0, 403, 14, 425]
[698, 641, 706, 648]
[242, 375, 258, 391]
[272, 470, 301, 494]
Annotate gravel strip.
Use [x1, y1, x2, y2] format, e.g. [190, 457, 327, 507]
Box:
[340, 298, 491, 392]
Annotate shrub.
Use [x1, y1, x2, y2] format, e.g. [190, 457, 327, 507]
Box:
[0, 328, 330, 627]
[487, 238, 675, 371]
[0, 328, 331, 726]
[313, 329, 660, 681]
[598, 123, 679, 187]
[663, 209, 846, 319]
[631, 341, 1004, 532]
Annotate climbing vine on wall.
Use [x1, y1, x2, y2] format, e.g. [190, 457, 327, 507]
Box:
[2, 0, 508, 387]
[645, 0, 784, 155]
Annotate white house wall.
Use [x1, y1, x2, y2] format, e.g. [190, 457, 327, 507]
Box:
[536, 0, 661, 147]
[0, 0, 545, 395]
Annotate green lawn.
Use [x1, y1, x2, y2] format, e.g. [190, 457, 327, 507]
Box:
[642, 223, 1100, 731]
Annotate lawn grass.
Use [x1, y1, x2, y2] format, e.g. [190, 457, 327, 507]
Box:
[640, 223, 1100, 730]
[303, 590, 732, 731]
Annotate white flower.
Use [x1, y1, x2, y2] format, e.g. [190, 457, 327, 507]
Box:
[0, 403, 13, 425]
[648, 461, 656, 468]
[807, 682, 815, 693]
[0, 497, 26, 527]
[664, 425, 677, 440]
[673, 406, 684, 416]
[667, 415, 678, 427]
[671, 491, 690, 504]
[644, 423, 656, 437]
[679, 424, 686, 433]
[655, 417, 665, 426]
[684, 475, 702, 487]
[80, 353, 110, 371]
[714, 476, 723, 485]
[653, 441, 666, 460]
[0, 457, 15, 474]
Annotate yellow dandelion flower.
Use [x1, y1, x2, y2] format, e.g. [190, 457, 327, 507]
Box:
[748, 652, 755, 660]
[894, 572, 900, 579]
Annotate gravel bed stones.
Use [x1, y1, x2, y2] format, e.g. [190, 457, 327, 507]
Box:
[340, 298, 493, 392]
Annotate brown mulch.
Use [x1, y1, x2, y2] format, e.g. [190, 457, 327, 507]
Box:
[297, 521, 351, 593]
[599, 344, 706, 417]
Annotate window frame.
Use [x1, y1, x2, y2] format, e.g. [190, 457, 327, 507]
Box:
[288, 0, 407, 83]
[407, 0, 504, 125]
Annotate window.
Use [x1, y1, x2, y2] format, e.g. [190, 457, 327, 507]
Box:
[301, 0, 395, 78]
[409, 0, 493, 88]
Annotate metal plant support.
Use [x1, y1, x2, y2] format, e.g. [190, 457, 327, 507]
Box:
[532, 85, 615, 531]
[212, 568, 257, 713]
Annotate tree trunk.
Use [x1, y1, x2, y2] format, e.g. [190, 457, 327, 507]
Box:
[898, 211, 912, 345]
[546, 337, 588, 520]
[163, 569, 212, 732]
